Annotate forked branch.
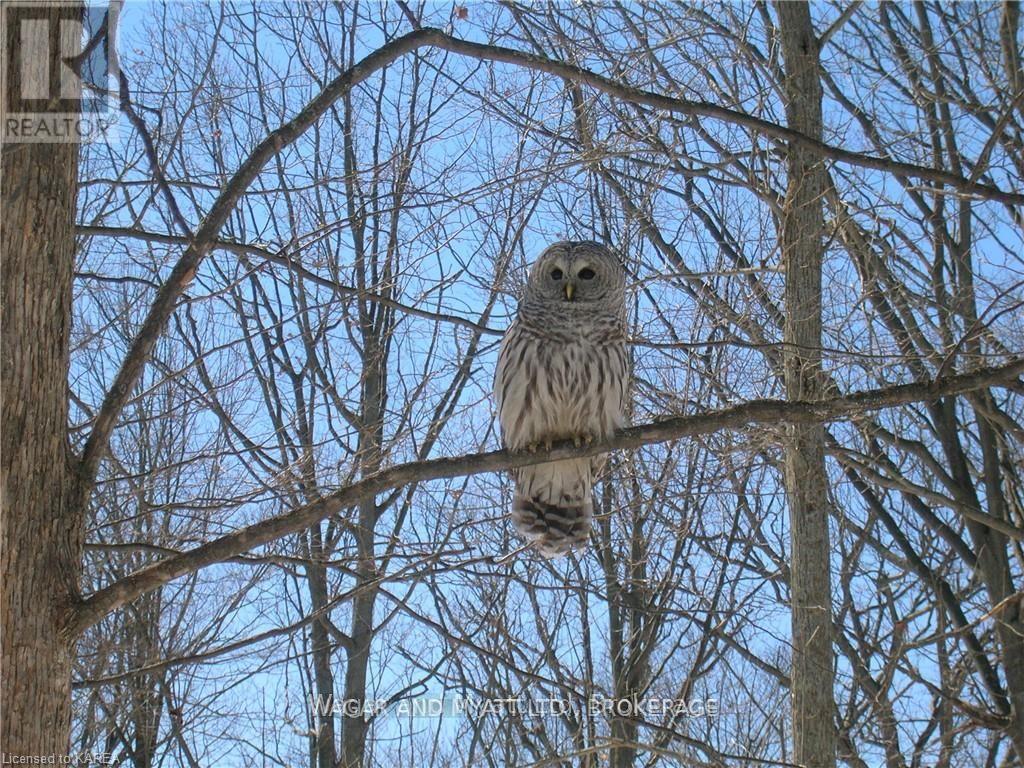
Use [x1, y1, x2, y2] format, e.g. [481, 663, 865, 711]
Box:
[79, 27, 1024, 483]
[71, 357, 1024, 634]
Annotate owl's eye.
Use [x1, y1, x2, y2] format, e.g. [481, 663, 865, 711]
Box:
[550, 268, 564, 280]
[578, 267, 596, 280]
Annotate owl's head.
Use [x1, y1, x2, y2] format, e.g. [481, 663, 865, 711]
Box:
[524, 241, 625, 312]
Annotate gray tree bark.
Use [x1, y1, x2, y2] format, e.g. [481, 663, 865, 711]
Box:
[1, 4, 83, 756]
[774, 4, 838, 767]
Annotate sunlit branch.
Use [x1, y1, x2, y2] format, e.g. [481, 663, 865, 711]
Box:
[72, 357, 1024, 633]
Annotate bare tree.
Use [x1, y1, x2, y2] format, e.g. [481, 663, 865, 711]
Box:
[3, 3, 1024, 766]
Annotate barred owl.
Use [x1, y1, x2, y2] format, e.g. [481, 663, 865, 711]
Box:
[494, 241, 630, 557]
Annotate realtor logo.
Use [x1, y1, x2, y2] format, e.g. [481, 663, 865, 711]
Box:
[2, 2, 120, 142]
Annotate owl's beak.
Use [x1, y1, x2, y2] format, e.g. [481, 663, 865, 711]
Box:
[564, 282, 575, 301]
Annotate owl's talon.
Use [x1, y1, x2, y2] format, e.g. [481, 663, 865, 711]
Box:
[573, 433, 595, 448]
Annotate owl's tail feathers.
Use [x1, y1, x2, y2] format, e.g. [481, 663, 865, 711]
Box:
[511, 491, 593, 559]
[509, 458, 595, 558]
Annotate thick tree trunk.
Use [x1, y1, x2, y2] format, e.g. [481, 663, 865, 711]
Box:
[1, 6, 83, 756]
[774, 5, 838, 768]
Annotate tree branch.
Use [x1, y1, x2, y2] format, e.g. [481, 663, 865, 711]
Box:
[71, 357, 1024, 634]
[78, 29, 447, 480]
[80, 27, 1024, 484]
[77, 225, 502, 336]
[424, 30, 1024, 205]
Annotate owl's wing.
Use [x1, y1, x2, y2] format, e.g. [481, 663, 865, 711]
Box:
[493, 322, 516, 410]
[493, 321, 526, 448]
